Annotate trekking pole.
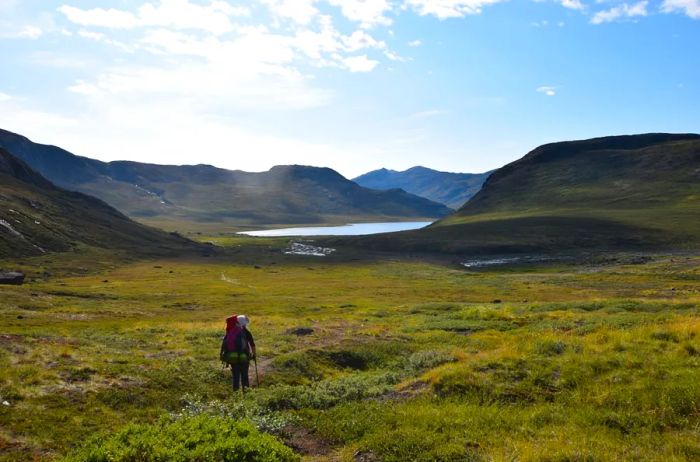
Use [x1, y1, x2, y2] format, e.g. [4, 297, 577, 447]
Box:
[254, 356, 260, 387]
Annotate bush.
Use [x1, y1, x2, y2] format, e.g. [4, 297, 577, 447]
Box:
[535, 340, 568, 356]
[403, 350, 454, 374]
[63, 414, 299, 462]
[257, 371, 402, 411]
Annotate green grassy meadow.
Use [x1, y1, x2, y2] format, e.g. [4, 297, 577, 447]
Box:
[1, 241, 699, 461]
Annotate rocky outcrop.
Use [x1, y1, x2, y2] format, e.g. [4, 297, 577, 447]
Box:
[0, 271, 25, 285]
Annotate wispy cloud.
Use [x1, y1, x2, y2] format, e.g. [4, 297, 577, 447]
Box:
[0, 24, 43, 39]
[408, 39, 423, 47]
[328, 0, 393, 28]
[560, 0, 584, 11]
[591, 1, 648, 24]
[405, 0, 504, 19]
[537, 86, 557, 96]
[661, 0, 700, 19]
[262, 0, 319, 25]
[58, 1, 250, 35]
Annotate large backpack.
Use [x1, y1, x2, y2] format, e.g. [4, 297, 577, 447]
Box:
[221, 326, 249, 364]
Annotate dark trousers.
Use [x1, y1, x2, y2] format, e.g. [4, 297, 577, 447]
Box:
[231, 362, 250, 391]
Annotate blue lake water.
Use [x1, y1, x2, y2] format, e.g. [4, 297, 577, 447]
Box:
[238, 221, 432, 237]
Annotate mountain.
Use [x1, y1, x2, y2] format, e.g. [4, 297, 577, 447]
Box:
[0, 147, 206, 257]
[342, 134, 700, 255]
[0, 129, 452, 229]
[353, 166, 492, 209]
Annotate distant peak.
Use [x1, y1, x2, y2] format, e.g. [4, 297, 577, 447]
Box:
[404, 166, 432, 173]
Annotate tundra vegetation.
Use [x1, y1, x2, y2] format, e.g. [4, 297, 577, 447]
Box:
[1, 241, 698, 461]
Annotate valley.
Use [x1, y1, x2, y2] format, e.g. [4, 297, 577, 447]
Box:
[0, 130, 451, 231]
[3, 2, 699, 459]
[1, 132, 699, 461]
[0, 245, 698, 461]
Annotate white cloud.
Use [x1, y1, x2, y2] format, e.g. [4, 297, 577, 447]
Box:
[342, 29, 386, 52]
[0, 24, 43, 39]
[560, 0, 584, 11]
[58, 6, 140, 29]
[58, 0, 250, 35]
[342, 55, 380, 72]
[26, 51, 93, 69]
[0, 92, 11, 102]
[661, 0, 700, 18]
[68, 80, 100, 96]
[408, 39, 422, 46]
[328, 0, 393, 28]
[405, 0, 504, 19]
[64, 5, 395, 110]
[78, 29, 134, 52]
[536, 86, 557, 96]
[0, 103, 79, 130]
[591, 1, 648, 24]
[18, 25, 43, 39]
[262, 0, 319, 25]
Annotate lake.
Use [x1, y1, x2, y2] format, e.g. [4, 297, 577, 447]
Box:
[238, 221, 432, 237]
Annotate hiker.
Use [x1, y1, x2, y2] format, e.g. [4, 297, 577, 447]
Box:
[220, 314, 256, 391]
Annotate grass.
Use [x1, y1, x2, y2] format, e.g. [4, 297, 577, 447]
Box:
[0, 243, 699, 460]
[342, 136, 700, 255]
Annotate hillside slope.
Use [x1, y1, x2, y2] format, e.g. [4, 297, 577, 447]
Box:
[343, 134, 700, 255]
[0, 129, 451, 228]
[0, 148, 206, 257]
[353, 166, 492, 209]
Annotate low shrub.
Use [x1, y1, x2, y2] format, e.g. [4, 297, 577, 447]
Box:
[403, 350, 455, 374]
[256, 371, 402, 411]
[535, 340, 568, 356]
[63, 414, 299, 462]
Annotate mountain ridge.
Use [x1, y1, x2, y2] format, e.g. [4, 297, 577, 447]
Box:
[339, 133, 700, 255]
[0, 147, 207, 257]
[0, 129, 452, 229]
[353, 165, 492, 209]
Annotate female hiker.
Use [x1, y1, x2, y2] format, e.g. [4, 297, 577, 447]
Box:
[220, 314, 256, 391]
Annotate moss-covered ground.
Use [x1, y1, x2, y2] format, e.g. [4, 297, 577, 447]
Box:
[0, 242, 698, 461]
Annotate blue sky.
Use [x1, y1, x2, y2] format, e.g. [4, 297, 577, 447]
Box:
[0, 0, 698, 177]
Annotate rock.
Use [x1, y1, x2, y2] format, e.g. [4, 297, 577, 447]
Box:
[288, 327, 314, 336]
[0, 271, 25, 285]
[354, 450, 378, 462]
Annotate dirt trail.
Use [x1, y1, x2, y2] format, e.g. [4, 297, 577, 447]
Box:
[282, 425, 341, 462]
[220, 272, 257, 290]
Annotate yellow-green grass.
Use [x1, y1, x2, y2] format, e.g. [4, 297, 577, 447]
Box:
[1, 247, 699, 461]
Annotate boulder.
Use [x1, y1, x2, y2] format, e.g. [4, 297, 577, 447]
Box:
[0, 271, 25, 285]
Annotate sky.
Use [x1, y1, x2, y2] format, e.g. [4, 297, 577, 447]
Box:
[0, 0, 698, 177]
